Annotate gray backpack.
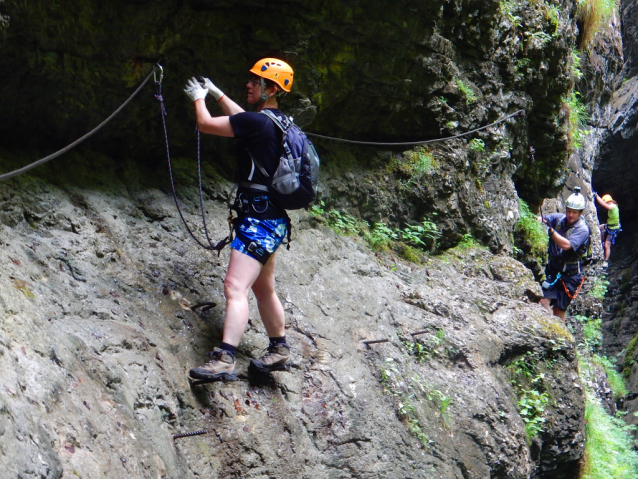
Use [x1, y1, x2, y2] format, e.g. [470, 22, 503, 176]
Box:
[250, 110, 320, 210]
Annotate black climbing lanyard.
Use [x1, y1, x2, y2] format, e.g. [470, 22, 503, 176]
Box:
[154, 69, 235, 253]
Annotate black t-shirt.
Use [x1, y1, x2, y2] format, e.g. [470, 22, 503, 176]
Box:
[228, 108, 286, 219]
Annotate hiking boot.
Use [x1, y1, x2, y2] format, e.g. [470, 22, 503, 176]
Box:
[188, 348, 237, 382]
[250, 343, 291, 374]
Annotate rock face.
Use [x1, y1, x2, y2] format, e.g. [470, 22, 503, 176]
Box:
[0, 161, 585, 478]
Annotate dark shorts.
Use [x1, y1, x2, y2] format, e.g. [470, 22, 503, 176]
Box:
[231, 217, 288, 264]
[542, 270, 582, 311]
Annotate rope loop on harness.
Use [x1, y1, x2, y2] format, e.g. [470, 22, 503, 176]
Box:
[561, 275, 585, 300]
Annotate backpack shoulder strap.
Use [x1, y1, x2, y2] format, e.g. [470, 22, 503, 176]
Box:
[260, 109, 292, 133]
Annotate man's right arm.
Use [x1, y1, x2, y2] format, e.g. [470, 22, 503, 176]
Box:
[193, 99, 234, 137]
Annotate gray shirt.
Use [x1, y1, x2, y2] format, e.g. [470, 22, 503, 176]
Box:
[546, 213, 589, 262]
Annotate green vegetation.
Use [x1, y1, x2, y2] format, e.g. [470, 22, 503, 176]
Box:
[507, 351, 551, 440]
[515, 199, 548, 260]
[577, 0, 618, 48]
[326, 209, 361, 236]
[309, 200, 325, 216]
[575, 309, 638, 475]
[518, 389, 550, 437]
[367, 222, 399, 250]
[575, 315, 603, 349]
[404, 147, 436, 175]
[455, 78, 477, 104]
[400, 329, 447, 363]
[544, 4, 561, 35]
[563, 90, 589, 150]
[500, 0, 522, 28]
[469, 138, 485, 152]
[581, 394, 638, 478]
[589, 275, 610, 299]
[399, 220, 441, 251]
[622, 333, 638, 377]
[525, 30, 552, 47]
[310, 205, 441, 257]
[455, 233, 484, 250]
[390, 146, 439, 190]
[516, 57, 531, 73]
[592, 355, 629, 400]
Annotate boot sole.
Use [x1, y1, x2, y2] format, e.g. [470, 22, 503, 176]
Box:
[188, 371, 237, 385]
[249, 360, 291, 375]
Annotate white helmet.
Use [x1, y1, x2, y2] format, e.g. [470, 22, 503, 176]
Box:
[565, 187, 586, 211]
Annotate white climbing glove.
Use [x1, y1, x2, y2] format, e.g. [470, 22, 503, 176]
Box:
[201, 77, 224, 101]
[184, 77, 208, 102]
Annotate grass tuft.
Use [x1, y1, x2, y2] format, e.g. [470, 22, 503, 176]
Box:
[581, 393, 638, 478]
[515, 199, 548, 260]
[577, 0, 618, 49]
[563, 90, 589, 150]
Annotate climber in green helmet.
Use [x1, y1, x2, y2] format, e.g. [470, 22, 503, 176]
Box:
[537, 187, 591, 321]
[593, 192, 621, 268]
[182, 58, 295, 383]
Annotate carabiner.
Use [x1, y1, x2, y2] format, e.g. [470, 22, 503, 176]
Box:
[154, 64, 164, 85]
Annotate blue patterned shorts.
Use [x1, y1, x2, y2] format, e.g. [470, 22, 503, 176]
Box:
[231, 217, 289, 264]
[604, 225, 621, 245]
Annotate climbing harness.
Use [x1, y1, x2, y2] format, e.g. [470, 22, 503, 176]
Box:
[543, 270, 584, 300]
[0, 66, 160, 182]
[154, 68, 234, 254]
[304, 110, 525, 146]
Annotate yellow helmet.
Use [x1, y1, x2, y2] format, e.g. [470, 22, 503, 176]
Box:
[601, 194, 613, 203]
[250, 58, 294, 92]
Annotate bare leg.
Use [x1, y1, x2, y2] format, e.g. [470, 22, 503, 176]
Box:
[252, 253, 286, 338]
[540, 298, 553, 315]
[604, 240, 611, 261]
[222, 249, 263, 347]
[553, 307, 566, 321]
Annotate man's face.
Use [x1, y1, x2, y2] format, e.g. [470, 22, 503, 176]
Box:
[565, 207, 582, 225]
[246, 75, 263, 104]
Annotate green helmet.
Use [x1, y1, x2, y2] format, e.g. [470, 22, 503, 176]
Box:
[565, 187, 586, 211]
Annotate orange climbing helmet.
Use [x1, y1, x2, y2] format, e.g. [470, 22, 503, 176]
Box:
[250, 58, 294, 92]
[601, 194, 613, 203]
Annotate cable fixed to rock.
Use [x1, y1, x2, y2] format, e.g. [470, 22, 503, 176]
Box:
[305, 109, 525, 146]
[0, 64, 162, 182]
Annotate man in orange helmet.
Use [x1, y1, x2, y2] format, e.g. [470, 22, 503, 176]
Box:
[593, 192, 621, 268]
[183, 58, 295, 382]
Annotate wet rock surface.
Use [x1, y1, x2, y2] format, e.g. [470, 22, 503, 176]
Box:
[0, 164, 585, 478]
